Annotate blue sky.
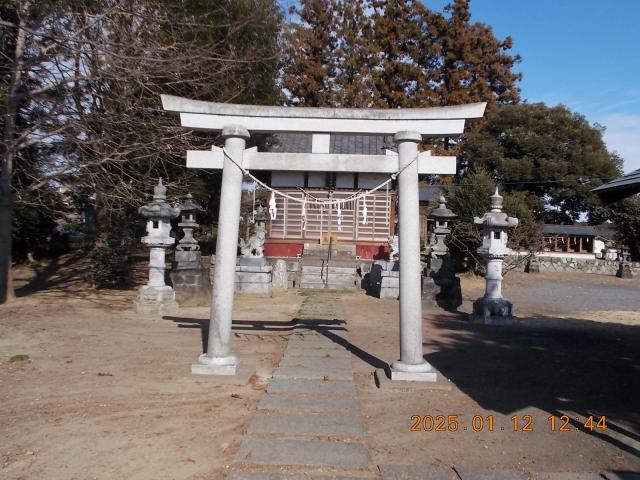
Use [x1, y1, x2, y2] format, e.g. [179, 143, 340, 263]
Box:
[281, 0, 640, 173]
[427, 0, 640, 173]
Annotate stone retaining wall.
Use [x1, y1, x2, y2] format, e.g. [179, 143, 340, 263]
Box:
[506, 254, 639, 275]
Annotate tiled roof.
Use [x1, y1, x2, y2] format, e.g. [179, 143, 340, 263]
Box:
[542, 224, 616, 238]
[262, 133, 390, 155]
[592, 169, 640, 203]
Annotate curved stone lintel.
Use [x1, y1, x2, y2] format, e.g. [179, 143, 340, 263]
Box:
[162, 94, 487, 121]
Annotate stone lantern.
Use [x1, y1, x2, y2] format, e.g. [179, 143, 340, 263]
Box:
[171, 194, 210, 305]
[471, 187, 518, 324]
[423, 195, 461, 310]
[135, 178, 180, 314]
[176, 194, 202, 251]
[428, 195, 457, 257]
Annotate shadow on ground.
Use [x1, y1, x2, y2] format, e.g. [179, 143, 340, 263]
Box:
[424, 313, 640, 457]
[164, 315, 388, 370]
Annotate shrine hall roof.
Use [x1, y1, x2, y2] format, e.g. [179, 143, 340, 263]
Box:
[261, 133, 390, 155]
[542, 224, 609, 238]
[592, 169, 640, 203]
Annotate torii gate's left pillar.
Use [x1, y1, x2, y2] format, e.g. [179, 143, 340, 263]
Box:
[192, 126, 249, 375]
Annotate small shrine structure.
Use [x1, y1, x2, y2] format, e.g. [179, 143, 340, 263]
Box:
[161, 95, 485, 381]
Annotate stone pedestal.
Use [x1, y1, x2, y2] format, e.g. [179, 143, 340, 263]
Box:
[371, 260, 399, 299]
[422, 253, 462, 310]
[526, 255, 540, 273]
[272, 259, 288, 291]
[135, 285, 179, 315]
[617, 262, 633, 278]
[135, 246, 179, 315]
[171, 250, 210, 306]
[235, 257, 272, 295]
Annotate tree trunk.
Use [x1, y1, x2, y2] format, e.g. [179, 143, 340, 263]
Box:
[0, 1, 27, 304]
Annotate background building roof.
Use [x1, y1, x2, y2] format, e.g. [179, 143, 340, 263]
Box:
[592, 169, 640, 203]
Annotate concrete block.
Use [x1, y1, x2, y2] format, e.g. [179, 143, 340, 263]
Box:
[379, 464, 457, 480]
[286, 341, 346, 351]
[248, 412, 364, 437]
[236, 272, 272, 283]
[374, 369, 450, 391]
[236, 282, 272, 295]
[274, 367, 352, 381]
[191, 362, 255, 384]
[267, 378, 356, 395]
[237, 257, 270, 268]
[389, 370, 437, 382]
[236, 265, 272, 272]
[234, 437, 367, 468]
[258, 393, 358, 413]
[454, 468, 528, 480]
[191, 362, 237, 375]
[279, 357, 353, 371]
[379, 287, 399, 299]
[284, 349, 351, 359]
[381, 276, 399, 287]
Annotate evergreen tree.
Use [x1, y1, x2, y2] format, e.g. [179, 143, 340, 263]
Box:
[333, 0, 377, 107]
[435, 0, 521, 107]
[462, 103, 623, 223]
[282, 0, 338, 106]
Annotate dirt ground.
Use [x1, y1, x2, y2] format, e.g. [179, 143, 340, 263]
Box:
[348, 272, 640, 475]
[1, 256, 639, 479]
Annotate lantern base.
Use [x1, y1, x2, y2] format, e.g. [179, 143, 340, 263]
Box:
[470, 297, 514, 325]
[134, 285, 179, 315]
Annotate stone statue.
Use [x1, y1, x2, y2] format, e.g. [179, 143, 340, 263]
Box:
[388, 234, 399, 260]
[239, 225, 265, 257]
[240, 204, 267, 258]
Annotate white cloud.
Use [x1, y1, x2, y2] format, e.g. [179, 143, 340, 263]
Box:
[598, 114, 640, 173]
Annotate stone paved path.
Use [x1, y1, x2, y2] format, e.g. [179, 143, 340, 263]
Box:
[227, 292, 640, 480]
[228, 293, 377, 480]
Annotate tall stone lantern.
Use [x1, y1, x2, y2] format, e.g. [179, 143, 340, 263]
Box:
[171, 194, 210, 305]
[471, 187, 518, 324]
[423, 195, 461, 310]
[135, 178, 180, 314]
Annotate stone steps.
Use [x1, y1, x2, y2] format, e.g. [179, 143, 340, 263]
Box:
[228, 292, 376, 479]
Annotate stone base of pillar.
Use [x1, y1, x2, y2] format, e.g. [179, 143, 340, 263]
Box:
[422, 269, 462, 311]
[370, 260, 399, 299]
[235, 258, 272, 295]
[191, 354, 240, 375]
[470, 297, 514, 325]
[389, 360, 437, 382]
[134, 285, 179, 315]
[171, 251, 211, 306]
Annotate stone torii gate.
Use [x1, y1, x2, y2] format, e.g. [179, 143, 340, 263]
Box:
[161, 95, 485, 382]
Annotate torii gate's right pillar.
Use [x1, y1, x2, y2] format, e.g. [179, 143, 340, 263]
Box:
[390, 131, 437, 381]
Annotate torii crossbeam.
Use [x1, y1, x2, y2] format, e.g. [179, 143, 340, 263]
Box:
[161, 95, 486, 382]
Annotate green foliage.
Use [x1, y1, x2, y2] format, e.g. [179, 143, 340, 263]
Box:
[608, 197, 640, 260]
[12, 202, 58, 261]
[90, 229, 133, 289]
[283, 0, 521, 108]
[462, 103, 622, 223]
[9, 354, 30, 363]
[444, 169, 542, 270]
